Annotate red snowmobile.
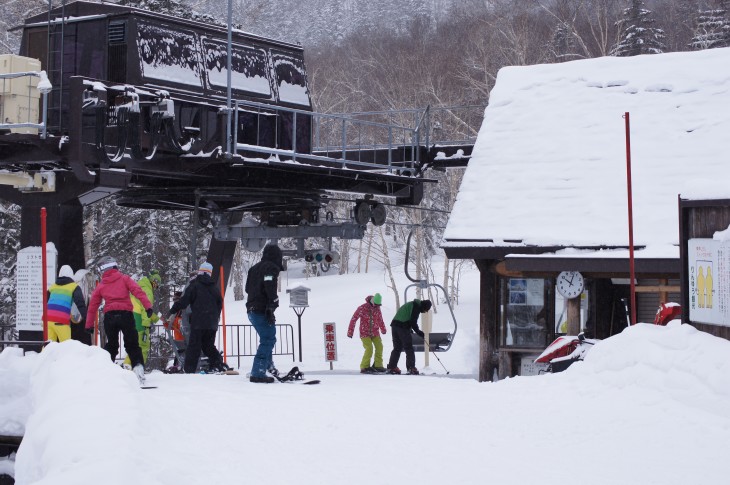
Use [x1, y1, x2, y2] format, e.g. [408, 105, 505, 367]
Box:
[534, 302, 681, 373]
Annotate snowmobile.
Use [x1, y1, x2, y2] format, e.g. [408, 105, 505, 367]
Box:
[534, 302, 681, 373]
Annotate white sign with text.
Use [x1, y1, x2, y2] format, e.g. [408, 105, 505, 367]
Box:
[16, 245, 57, 331]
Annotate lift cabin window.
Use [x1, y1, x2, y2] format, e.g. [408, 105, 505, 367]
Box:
[501, 278, 549, 348]
[202, 40, 271, 97]
[137, 22, 202, 88]
[272, 51, 310, 107]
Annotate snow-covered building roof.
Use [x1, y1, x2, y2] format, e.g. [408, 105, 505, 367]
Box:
[443, 47, 730, 255]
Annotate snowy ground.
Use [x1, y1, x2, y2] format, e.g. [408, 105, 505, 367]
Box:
[1, 261, 730, 484]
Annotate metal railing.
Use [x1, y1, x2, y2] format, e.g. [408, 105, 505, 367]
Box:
[226, 101, 484, 172]
[143, 323, 295, 371]
[0, 71, 51, 138]
[0, 340, 46, 352]
[230, 98, 422, 173]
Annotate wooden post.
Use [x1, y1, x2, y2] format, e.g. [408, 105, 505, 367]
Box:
[422, 310, 432, 368]
[477, 260, 497, 382]
[566, 296, 581, 335]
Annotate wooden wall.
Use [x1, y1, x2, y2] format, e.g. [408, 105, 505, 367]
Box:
[680, 199, 730, 341]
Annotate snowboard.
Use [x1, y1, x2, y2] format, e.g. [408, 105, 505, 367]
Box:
[275, 366, 320, 385]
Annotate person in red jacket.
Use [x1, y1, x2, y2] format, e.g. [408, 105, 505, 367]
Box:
[85, 256, 153, 383]
[347, 293, 387, 374]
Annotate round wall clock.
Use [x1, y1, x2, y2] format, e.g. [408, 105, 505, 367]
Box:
[556, 271, 584, 299]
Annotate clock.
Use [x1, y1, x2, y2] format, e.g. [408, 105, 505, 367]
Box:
[556, 271, 584, 299]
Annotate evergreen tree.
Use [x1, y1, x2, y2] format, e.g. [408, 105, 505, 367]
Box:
[690, 0, 730, 49]
[87, 199, 197, 310]
[551, 21, 578, 61]
[611, 0, 666, 56]
[117, 0, 224, 26]
[0, 203, 20, 340]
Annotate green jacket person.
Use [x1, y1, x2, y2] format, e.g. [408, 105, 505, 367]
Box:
[124, 269, 161, 367]
[386, 299, 432, 375]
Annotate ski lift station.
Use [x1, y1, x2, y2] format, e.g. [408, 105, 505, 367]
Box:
[0, 1, 481, 346]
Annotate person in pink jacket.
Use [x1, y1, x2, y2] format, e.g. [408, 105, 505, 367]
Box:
[85, 256, 153, 382]
[347, 293, 387, 374]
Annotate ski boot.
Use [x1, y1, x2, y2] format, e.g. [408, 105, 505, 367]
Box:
[360, 367, 375, 374]
[386, 367, 402, 375]
[407, 367, 420, 375]
[133, 364, 146, 385]
[372, 366, 387, 373]
[250, 375, 275, 383]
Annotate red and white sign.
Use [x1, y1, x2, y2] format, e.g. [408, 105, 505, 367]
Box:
[323, 322, 337, 362]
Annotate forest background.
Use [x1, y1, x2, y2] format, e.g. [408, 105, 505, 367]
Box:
[1, 0, 729, 338]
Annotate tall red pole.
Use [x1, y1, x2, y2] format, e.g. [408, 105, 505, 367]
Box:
[219, 266, 227, 364]
[41, 207, 48, 341]
[624, 112, 637, 326]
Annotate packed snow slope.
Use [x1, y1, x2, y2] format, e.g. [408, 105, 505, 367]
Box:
[2, 321, 729, 485]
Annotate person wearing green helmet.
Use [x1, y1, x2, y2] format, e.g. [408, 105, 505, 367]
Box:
[347, 293, 387, 374]
[124, 269, 161, 368]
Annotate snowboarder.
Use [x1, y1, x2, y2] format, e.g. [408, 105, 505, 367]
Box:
[85, 256, 153, 383]
[386, 299, 432, 375]
[347, 293, 387, 373]
[167, 262, 227, 374]
[47, 265, 88, 343]
[245, 244, 284, 383]
[123, 269, 161, 368]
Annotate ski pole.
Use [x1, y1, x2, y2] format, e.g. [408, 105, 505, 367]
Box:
[431, 351, 450, 375]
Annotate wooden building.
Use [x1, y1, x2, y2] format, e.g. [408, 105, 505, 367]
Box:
[442, 48, 730, 381]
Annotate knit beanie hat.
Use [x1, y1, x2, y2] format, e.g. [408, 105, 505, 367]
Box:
[148, 269, 161, 285]
[372, 293, 382, 305]
[58, 265, 74, 278]
[198, 262, 213, 275]
[420, 300, 432, 312]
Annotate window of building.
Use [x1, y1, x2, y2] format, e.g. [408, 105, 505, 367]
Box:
[500, 278, 550, 348]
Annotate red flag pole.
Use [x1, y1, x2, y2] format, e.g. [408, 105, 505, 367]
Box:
[624, 112, 637, 326]
[219, 266, 227, 364]
[41, 207, 48, 341]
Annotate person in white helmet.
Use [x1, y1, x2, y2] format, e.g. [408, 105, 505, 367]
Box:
[85, 256, 152, 383]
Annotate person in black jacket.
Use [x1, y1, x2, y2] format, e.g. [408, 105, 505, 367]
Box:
[168, 262, 226, 373]
[245, 244, 284, 383]
[386, 299, 432, 375]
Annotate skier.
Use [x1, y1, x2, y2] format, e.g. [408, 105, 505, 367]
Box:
[347, 293, 387, 373]
[85, 256, 153, 383]
[245, 244, 284, 383]
[123, 269, 161, 368]
[163, 291, 187, 370]
[386, 299, 432, 375]
[47, 265, 88, 343]
[167, 262, 228, 374]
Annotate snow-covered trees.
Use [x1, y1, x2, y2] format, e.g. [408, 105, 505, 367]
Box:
[690, 0, 730, 49]
[611, 0, 666, 56]
[0, 203, 20, 340]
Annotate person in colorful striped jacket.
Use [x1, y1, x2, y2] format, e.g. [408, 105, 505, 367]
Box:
[47, 265, 88, 343]
[347, 293, 387, 374]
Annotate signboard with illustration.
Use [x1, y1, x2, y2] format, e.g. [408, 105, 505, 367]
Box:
[688, 238, 730, 327]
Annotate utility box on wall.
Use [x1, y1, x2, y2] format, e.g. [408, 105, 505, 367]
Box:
[0, 54, 42, 134]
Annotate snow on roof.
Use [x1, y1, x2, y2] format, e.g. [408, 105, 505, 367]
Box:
[444, 48, 730, 249]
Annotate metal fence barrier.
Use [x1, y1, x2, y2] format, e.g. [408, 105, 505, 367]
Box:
[146, 323, 295, 371]
[0, 323, 295, 372]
